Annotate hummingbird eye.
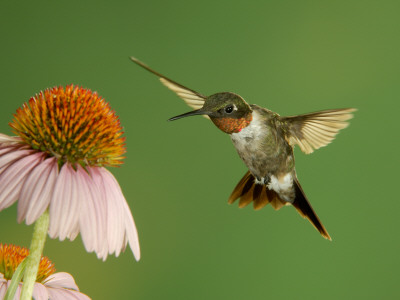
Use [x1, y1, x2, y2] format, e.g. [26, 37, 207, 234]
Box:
[224, 105, 234, 114]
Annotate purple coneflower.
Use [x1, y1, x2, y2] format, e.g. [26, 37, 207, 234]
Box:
[0, 85, 140, 261]
[0, 243, 90, 299]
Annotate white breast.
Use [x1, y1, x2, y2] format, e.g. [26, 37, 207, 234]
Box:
[230, 111, 266, 147]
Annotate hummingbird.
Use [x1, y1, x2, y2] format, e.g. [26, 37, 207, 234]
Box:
[130, 57, 356, 240]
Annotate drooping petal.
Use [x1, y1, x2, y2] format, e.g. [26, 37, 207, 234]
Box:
[32, 282, 49, 300]
[0, 152, 44, 211]
[49, 164, 81, 241]
[4, 281, 22, 299]
[97, 167, 140, 260]
[123, 196, 141, 261]
[0, 133, 22, 145]
[104, 167, 140, 259]
[0, 148, 34, 171]
[0, 146, 15, 158]
[44, 272, 79, 290]
[67, 219, 81, 241]
[77, 166, 108, 259]
[14, 283, 22, 299]
[47, 288, 91, 300]
[75, 169, 96, 253]
[18, 157, 58, 225]
[0, 281, 7, 299]
[92, 167, 125, 257]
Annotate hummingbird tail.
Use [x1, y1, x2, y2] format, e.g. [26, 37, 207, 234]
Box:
[228, 171, 287, 211]
[229, 172, 331, 240]
[292, 178, 332, 240]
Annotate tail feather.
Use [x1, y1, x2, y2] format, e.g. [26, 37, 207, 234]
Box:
[253, 184, 263, 201]
[267, 189, 286, 210]
[228, 172, 252, 204]
[292, 178, 331, 240]
[228, 171, 287, 211]
[253, 187, 269, 210]
[228, 171, 331, 240]
[238, 185, 254, 208]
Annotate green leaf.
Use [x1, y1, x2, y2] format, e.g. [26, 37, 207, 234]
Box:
[4, 257, 27, 300]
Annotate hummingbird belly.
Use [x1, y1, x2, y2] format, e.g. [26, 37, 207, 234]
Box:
[230, 107, 295, 202]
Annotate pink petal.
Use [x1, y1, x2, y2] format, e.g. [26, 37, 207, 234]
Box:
[0, 146, 15, 157]
[9, 282, 22, 299]
[105, 169, 140, 260]
[97, 167, 140, 260]
[75, 169, 96, 252]
[92, 168, 125, 257]
[32, 282, 49, 300]
[77, 166, 108, 259]
[67, 220, 81, 241]
[44, 272, 79, 290]
[123, 196, 141, 261]
[49, 164, 81, 241]
[2, 280, 23, 299]
[0, 152, 44, 211]
[18, 157, 58, 225]
[0, 281, 7, 300]
[47, 288, 91, 300]
[0, 148, 34, 170]
[0, 133, 22, 144]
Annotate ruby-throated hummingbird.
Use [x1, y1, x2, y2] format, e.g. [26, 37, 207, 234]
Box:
[131, 57, 356, 240]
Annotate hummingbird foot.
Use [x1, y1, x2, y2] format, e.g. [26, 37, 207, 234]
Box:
[263, 175, 271, 185]
[254, 175, 271, 186]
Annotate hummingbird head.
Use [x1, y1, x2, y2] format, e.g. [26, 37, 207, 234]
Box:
[169, 92, 253, 134]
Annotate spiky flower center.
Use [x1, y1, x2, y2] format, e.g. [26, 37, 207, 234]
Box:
[0, 243, 55, 282]
[10, 84, 126, 167]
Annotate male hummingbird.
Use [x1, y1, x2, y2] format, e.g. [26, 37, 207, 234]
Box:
[131, 57, 356, 240]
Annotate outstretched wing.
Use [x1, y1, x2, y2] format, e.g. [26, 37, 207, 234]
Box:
[281, 108, 356, 154]
[130, 57, 206, 111]
[159, 78, 205, 111]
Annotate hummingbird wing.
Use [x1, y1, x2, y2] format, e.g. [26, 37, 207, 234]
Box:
[281, 108, 356, 154]
[130, 57, 207, 113]
[159, 78, 206, 111]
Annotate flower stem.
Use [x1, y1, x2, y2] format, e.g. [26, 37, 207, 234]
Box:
[20, 210, 50, 300]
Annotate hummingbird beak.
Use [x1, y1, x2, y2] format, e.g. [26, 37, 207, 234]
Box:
[168, 109, 210, 121]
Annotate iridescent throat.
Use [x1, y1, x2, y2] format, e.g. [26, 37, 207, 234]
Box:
[210, 113, 253, 134]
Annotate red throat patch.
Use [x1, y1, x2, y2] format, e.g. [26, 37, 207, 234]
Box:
[210, 113, 253, 134]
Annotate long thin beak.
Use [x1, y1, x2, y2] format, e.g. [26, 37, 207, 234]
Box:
[168, 109, 209, 121]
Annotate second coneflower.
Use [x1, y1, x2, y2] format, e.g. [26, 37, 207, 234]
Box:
[0, 243, 90, 299]
[0, 85, 140, 261]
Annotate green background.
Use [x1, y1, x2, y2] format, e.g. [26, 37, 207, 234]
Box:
[0, 0, 398, 299]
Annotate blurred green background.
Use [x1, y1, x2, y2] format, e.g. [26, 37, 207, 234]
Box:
[0, 0, 399, 299]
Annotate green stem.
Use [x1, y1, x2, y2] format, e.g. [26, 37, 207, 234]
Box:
[20, 210, 49, 300]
